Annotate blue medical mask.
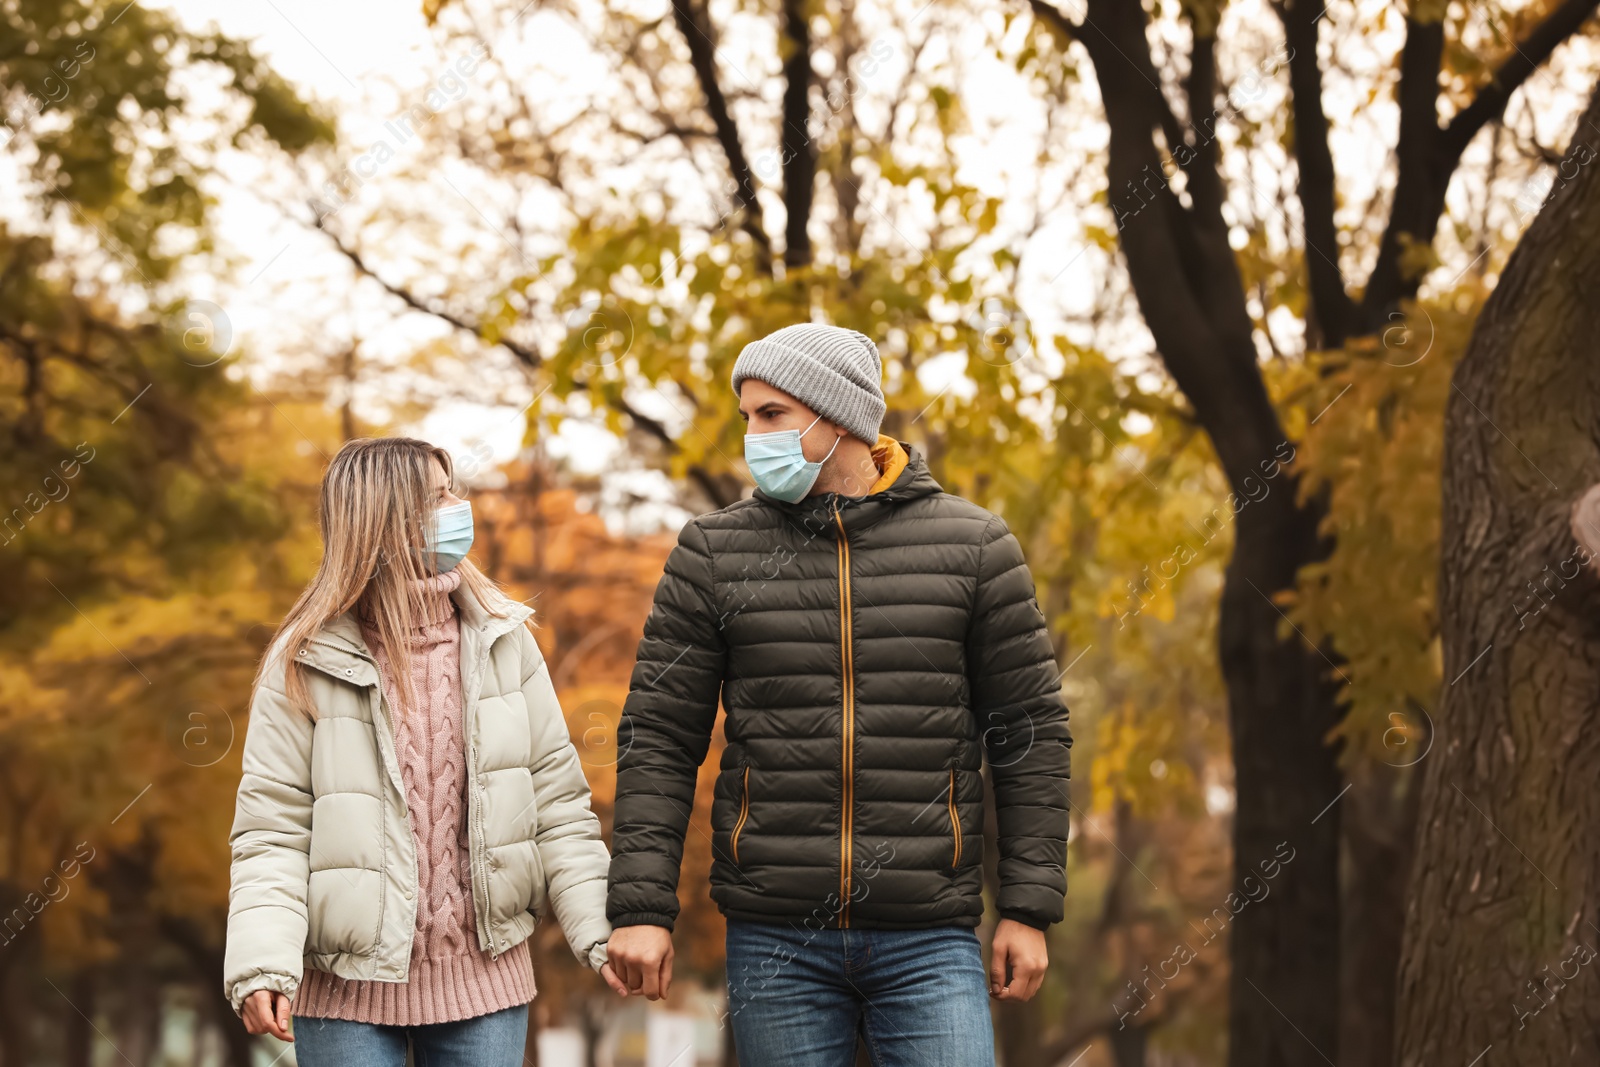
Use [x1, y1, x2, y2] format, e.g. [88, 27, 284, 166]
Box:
[745, 413, 841, 503]
[425, 501, 474, 573]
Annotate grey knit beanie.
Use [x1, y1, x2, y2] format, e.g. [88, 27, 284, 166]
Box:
[730, 323, 886, 443]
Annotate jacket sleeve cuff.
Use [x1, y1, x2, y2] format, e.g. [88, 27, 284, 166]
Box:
[998, 909, 1053, 932]
[608, 911, 676, 932]
[226, 971, 300, 1018]
[585, 940, 610, 972]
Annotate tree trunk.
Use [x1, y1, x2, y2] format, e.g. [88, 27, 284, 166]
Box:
[1055, 0, 1349, 1057]
[0, 892, 40, 1067]
[1220, 498, 1344, 1067]
[1109, 1021, 1149, 1067]
[1338, 761, 1420, 1067]
[62, 968, 96, 1067]
[1396, 80, 1600, 1065]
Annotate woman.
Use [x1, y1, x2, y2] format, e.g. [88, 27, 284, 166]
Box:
[223, 437, 625, 1065]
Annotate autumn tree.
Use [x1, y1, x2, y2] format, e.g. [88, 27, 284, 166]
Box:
[0, 3, 329, 1063]
[1395, 76, 1600, 1065]
[1019, 0, 1600, 1061]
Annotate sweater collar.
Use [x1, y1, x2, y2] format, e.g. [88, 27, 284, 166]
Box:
[304, 576, 532, 678]
[356, 568, 462, 632]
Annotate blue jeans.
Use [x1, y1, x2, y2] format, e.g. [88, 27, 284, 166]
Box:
[725, 920, 996, 1067]
[290, 1004, 528, 1067]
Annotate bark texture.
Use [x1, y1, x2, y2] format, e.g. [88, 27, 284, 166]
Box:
[1397, 81, 1600, 1065]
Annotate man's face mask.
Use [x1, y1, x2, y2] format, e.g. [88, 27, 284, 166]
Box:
[744, 412, 841, 503]
[425, 501, 474, 573]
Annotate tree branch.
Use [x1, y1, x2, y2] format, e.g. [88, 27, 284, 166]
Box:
[1442, 0, 1600, 161]
[1359, 0, 1597, 326]
[669, 0, 774, 275]
[780, 0, 815, 269]
[310, 219, 741, 508]
[327, 223, 547, 366]
[831, 0, 866, 260]
[1038, 0, 1291, 492]
[1357, 16, 1445, 326]
[1181, 31, 1225, 217]
[1274, 0, 1356, 346]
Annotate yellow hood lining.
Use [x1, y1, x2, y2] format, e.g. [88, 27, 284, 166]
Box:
[867, 435, 909, 494]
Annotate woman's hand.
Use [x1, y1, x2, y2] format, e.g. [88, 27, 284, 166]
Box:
[241, 989, 294, 1041]
[599, 960, 631, 997]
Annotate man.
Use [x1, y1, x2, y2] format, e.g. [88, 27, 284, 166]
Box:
[606, 323, 1072, 1066]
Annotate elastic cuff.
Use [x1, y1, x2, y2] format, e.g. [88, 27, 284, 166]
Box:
[227, 972, 300, 1018]
[608, 911, 676, 932]
[998, 909, 1052, 931]
[585, 940, 611, 972]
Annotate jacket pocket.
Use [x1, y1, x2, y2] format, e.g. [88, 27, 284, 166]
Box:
[731, 765, 751, 866]
[947, 768, 963, 871]
[307, 868, 383, 957]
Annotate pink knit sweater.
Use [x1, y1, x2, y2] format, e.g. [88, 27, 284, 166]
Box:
[293, 569, 535, 1024]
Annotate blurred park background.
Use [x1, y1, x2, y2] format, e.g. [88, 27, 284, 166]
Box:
[4, 0, 1600, 1064]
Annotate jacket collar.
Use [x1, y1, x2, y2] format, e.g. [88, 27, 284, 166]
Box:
[298, 584, 533, 685]
[755, 440, 943, 539]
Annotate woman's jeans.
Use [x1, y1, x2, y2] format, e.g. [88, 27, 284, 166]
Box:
[291, 1003, 528, 1067]
[725, 919, 997, 1067]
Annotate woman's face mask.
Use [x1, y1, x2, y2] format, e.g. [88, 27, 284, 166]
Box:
[744, 413, 842, 503]
[425, 501, 474, 573]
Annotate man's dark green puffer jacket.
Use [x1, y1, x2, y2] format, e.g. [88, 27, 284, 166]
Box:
[606, 442, 1072, 932]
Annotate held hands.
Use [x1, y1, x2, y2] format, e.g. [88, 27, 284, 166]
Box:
[241, 990, 294, 1042]
[989, 918, 1048, 1002]
[605, 924, 675, 1000]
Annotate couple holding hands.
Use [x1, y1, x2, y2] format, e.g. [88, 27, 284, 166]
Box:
[223, 324, 1073, 1067]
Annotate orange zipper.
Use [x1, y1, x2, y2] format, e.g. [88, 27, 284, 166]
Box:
[732, 765, 751, 865]
[948, 768, 962, 869]
[833, 504, 856, 927]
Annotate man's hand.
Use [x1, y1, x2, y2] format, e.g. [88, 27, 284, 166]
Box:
[241, 989, 294, 1041]
[989, 918, 1048, 1001]
[607, 924, 675, 1001]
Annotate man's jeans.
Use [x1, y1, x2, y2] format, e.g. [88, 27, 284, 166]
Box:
[290, 1003, 528, 1067]
[725, 919, 997, 1067]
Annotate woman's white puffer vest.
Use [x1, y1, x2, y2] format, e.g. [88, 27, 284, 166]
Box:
[222, 588, 611, 1016]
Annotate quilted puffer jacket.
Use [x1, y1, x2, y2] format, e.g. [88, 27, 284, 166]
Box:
[607, 441, 1072, 932]
[223, 589, 611, 1017]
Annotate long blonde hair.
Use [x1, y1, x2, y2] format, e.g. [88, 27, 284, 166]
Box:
[257, 436, 517, 722]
